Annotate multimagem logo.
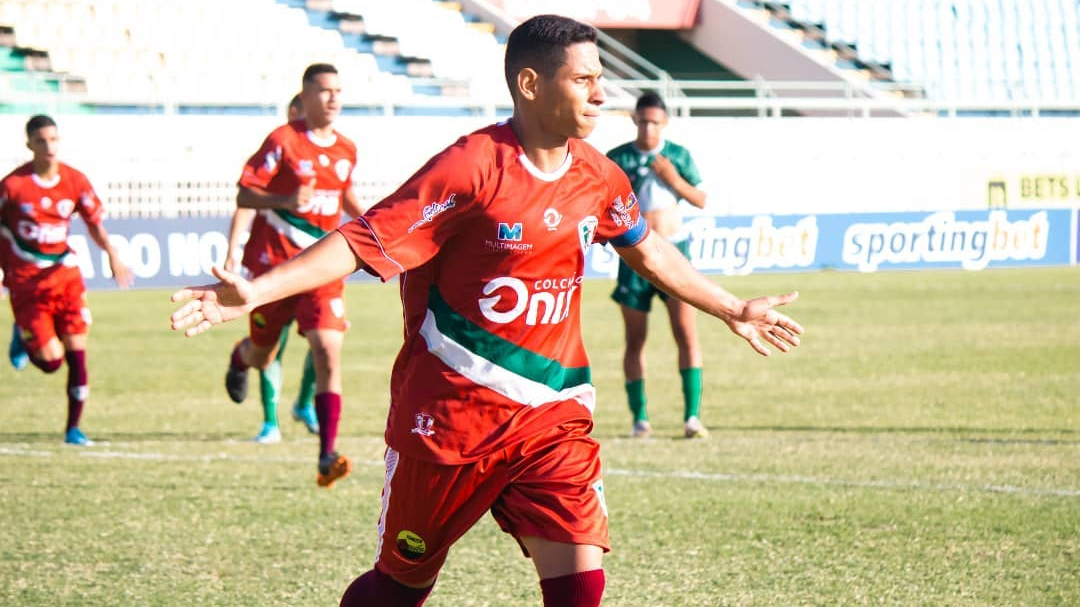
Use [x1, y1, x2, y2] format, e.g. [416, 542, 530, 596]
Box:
[497, 222, 523, 241]
[408, 194, 457, 233]
[842, 210, 1048, 271]
[478, 275, 583, 326]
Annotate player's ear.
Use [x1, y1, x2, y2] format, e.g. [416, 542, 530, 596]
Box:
[517, 67, 539, 102]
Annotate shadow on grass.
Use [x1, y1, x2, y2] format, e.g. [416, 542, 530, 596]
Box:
[0, 431, 243, 443]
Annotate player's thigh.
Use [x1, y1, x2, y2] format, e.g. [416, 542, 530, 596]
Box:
[55, 283, 91, 346]
[492, 423, 609, 559]
[375, 448, 510, 587]
[248, 297, 299, 349]
[10, 287, 59, 355]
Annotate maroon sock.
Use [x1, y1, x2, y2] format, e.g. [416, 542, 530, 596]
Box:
[540, 570, 605, 607]
[65, 350, 88, 430]
[340, 569, 434, 607]
[315, 392, 341, 457]
[229, 342, 248, 370]
[30, 355, 63, 374]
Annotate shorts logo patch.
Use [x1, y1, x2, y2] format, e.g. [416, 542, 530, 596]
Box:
[411, 413, 436, 437]
[330, 298, 345, 319]
[80, 307, 92, 325]
[252, 312, 267, 328]
[592, 479, 608, 518]
[396, 530, 427, 559]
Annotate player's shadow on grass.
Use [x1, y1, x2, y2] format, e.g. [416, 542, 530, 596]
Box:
[0, 430, 241, 443]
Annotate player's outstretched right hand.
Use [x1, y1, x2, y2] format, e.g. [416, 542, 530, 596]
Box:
[170, 266, 256, 337]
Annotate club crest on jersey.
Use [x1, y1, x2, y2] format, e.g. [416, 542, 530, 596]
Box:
[411, 413, 436, 437]
[40, 196, 52, 209]
[55, 198, 75, 219]
[318, 153, 330, 167]
[543, 208, 563, 231]
[578, 216, 598, 254]
[497, 222, 523, 241]
[408, 193, 457, 233]
[334, 159, 351, 183]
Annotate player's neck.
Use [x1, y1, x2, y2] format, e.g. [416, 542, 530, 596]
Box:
[31, 159, 59, 179]
[306, 119, 335, 140]
[509, 116, 570, 174]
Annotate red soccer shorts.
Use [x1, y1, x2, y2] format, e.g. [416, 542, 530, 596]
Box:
[246, 278, 347, 347]
[372, 420, 610, 586]
[7, 266, 90, 351]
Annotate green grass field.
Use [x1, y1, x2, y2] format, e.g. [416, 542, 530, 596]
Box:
[1, 267, 1077, 606]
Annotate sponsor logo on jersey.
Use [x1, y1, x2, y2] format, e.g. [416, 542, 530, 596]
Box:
[17, 220, 67, 244]
[318, 153, 330, 167]
[408, 193, 457, 233]
[497, 222, 523, 241]
[477, 275, 582, 326]
[411, 413, 436, 436]
[55, 198, 75, 219]
[263, 146, 281, 173]
[19, 203, 33, 215]
[543, 208, 563, 231]
[577, 216, 598, 255]
[297, 159, 315, 177]
[40, 196, 52, 209]
[396, 530, 427, 559]
[334, 159, 351, 183]
[609, 194, 636, 227]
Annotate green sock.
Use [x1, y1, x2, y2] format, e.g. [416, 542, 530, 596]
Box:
[626, 378, 648, 422]
[259, 360, 282, 426]
[296, 350, 316, 409]
[258, 326, 291, 426]
[680, 367, 702, 421]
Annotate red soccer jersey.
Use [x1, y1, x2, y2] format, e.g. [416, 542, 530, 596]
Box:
[239, 119, 357, 270]
[339, 122, 648, 464]
[0, 162, 103, 286]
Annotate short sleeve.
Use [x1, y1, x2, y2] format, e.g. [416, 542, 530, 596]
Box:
[594, 158, 648, 249]
[239, 131, 285, 190]
[74, 172, 104, 225]
[676, 146, 703, 187]
[337, 141, 484, 281]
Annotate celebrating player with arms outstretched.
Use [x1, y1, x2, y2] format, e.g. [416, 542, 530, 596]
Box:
[172, 16, 802, 606]
[227, 64, 364, 486]
[2, 114, 133, 445]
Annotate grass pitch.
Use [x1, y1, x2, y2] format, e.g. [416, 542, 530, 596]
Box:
[1, 267, 1077, 606]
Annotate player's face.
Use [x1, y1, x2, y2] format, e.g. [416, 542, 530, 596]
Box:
[302, 72, 341, 127]
[633, 107, 668, 150]
[535, 42, 606, 139]
[26, 126, 59, 166]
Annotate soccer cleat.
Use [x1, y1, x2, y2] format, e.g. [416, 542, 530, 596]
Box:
[64, 427, 94, 446]
[631, 420, 652, 439]
[316, 451, 352, 488]
[253, 423, 281, 444]
[683, 416, 709, 439]
[225, 344, 249, 403]
[8, 323, 28, 371]
[291, 401, 320, 435]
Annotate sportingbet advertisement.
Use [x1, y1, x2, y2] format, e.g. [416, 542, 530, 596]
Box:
[66, 208, 1075, 290]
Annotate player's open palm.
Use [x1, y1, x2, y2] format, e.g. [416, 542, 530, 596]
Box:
[725, 291, 803, 356]
[169, 266, 255, 337]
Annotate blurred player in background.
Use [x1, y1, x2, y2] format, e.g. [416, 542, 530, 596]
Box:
[225, 93, 319, 444]
[170, 15, 802, 606]
[227, 64, 364, 486]
[1, 114, 133, 445]
[607, 92, 710, 439]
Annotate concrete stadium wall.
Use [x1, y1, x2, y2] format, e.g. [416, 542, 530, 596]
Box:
[1, 114, 1078, 217]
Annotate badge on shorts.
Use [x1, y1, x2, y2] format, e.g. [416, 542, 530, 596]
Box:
[396, 530, 426, 559]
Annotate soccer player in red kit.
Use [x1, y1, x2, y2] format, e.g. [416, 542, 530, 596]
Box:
[1, 114, 133, 446]
[226, 63, 365, 487]
[171, 15, 803, 607]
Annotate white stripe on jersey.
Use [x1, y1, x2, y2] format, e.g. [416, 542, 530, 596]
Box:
[260, 209, 319, 249]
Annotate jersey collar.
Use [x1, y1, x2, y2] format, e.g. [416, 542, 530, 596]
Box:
[306, 130, 338, 148]
[31, 172, 61, 188]
[634, 139, 666, 156]
[517, 151, 573, 182]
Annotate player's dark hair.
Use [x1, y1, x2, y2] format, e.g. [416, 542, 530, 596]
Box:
[302, 63, 338, 85]
[25, 114, 57, 138]
[504, 14, 598, 97]
[635, 91, 667, 113]
[288, 93, 303, 112]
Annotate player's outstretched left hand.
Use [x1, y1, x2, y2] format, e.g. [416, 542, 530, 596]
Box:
[169, 266, 255, 337]
[725, 291, 803, 356]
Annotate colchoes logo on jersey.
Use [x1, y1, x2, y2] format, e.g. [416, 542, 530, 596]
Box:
[396, 530, 427, 560]
[478, 275, 583, 326]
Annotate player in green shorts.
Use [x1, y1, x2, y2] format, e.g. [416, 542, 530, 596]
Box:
[607, 92, 710, 439]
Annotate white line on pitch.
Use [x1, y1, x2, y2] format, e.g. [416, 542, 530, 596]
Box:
[1, 445, 1077, 498]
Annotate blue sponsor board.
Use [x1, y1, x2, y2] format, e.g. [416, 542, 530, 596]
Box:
[59, 209, 1073, 290]
[585, 209, 1073, 277]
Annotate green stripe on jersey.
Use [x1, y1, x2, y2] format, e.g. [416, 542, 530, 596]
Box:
[261, 209, 326, 248]
[421, 287, 594, 408]
[0, 225, 70, 267]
